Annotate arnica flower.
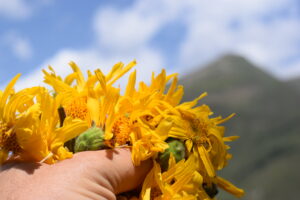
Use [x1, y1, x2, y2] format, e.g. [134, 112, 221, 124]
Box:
[43, 61, 137, 151]
[15, 88, 88, 164]
[166, 93, 244, 198]
[0, 74, 43, 164]
[43, 62, 97, 123]
[141, 154, 198, 200]
[0, 76, 88, 164]
[114, 69, 185, 165]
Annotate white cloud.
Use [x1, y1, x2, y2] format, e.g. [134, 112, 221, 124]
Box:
[0, 0, 31, 19]
[2, 32, 33, 60]
[93, 0, 184, 52]
[11, 37, 33, 60]
[93, 0, 300, 79]
[276, 60, 300, 80]
[177, 0, 300, 79]
[0, 0, 54, 20]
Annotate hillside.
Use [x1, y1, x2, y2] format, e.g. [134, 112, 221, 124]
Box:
[179, 54, 300, 200]
[286, 77, 300, 92]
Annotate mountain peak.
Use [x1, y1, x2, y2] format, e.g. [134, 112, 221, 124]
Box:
[179, 54, 297, 114]
[217, 54, 249, 63]
[180, 54, 280, 95]
[202, 54, 277, 84]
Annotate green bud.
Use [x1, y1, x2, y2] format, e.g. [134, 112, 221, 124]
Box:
[158, 139, 186, 171]
[74, 126, 107, 153]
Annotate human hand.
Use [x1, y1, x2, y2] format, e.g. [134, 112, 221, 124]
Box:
[0, 149, 151, 200]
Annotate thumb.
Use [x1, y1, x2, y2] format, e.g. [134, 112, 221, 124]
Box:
[76, 148, 152, 195]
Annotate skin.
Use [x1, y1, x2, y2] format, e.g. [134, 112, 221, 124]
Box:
[0, 149, 152, 200]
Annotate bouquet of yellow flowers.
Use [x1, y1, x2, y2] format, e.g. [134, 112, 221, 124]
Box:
[0, 61, 244, 199]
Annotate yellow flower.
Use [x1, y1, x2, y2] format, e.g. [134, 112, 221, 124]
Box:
[166, 93, 244, 198]
[130, 126, 169, 165]
[141, 155, 197, 200]
[15, 88, 88, 164]
[109, 70, 182, 165]
[43, 62, 96, 123]
[43, 61, 137, 145]
[44, 61, 138, 150]
[0, 74, 42, 164]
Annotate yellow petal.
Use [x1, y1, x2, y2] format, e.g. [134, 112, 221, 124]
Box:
[95, 69, 107, 92]
[216, 176, 245, 198]
[216, 113, 235, 125]
[197, 145, 215, 177]
[64, 73, 77, 86]
[69, 61, 86, 89]
[54, 146, 73, 161]
[43, 69, 73, 94]
[165, 75, 181, 105]
[109, 60, 136, 86]
[125, 70, 136, 97]
[171, 156, 196, 193]
[87, 97, 100, 125]
[4, 87, 41, 122]
[105, 62, 124, 82]
[223, 135, 240, 142]
[185, 139, 193, 152]
[178, 92, 207, 109]
[155, 117, 173, 140]
[140, 161, 156, 200]
[51, 117, 88, 151]
[171, 85, 184, 106]
[0, 74, 20, 116]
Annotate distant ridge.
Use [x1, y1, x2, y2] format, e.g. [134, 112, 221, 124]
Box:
[180, 54, 300, 200]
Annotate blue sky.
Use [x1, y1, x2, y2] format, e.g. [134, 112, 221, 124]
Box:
[0, 0, 299, 90]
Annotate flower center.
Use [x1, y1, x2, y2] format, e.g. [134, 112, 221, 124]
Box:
[110, 116, 131, 146]
[0, 121, 8, 133]
[0, 121, 21, 153]
[65, 96, 88, 120]
[194, 136, 211, 151]
[191, 118, 208, 134]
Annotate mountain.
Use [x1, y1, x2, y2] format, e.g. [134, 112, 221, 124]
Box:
[179, 54, 300, 200]
[286, 77, 300, 92]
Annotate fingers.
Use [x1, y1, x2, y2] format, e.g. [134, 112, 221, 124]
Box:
[74, 148, 152, 195]
[103, 148, 152, 194]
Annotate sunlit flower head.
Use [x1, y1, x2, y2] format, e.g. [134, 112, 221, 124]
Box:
[15, 88, 88, 164]
[0, 74, 43, 164]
